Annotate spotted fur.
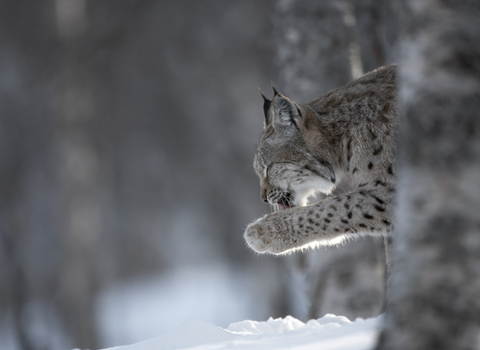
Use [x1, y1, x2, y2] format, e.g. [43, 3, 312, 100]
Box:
[245, 65, 397, 254]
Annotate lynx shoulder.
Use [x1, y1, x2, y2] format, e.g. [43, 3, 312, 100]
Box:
[245, 65, 397, 254]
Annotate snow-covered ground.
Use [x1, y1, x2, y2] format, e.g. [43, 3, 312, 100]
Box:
[99, 314, 382, 350]
[93, 264, 382, 350]
[95, 264, 288, 346]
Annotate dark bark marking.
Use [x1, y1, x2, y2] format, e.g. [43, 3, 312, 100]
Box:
[347, 138, 352, 163]
[373, 145, 383, 156]
[388, 165, 394, 175]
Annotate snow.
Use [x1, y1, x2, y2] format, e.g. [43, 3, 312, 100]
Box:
[97, 313, 383, 350]
[95, 265, 281, 346]
[93, 264, 383, 350]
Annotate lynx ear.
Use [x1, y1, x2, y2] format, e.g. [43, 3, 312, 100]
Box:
[259, 88, 272, 127]
[272, 84, 280, 96]
[272, 95, 303, 131]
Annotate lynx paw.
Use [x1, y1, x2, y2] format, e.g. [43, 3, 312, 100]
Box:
[244, 216, 292, 255]
[244, 219, 269, 253]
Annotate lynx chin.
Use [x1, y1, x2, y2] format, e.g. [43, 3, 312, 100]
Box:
[244, 65, 397, 256]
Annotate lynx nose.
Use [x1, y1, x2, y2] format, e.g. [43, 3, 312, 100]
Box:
[260, 189, 268, 203]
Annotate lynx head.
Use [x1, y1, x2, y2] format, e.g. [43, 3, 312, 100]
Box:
[253, 86, 336, 209]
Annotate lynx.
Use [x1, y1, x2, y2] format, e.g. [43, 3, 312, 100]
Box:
[245, 65, 397, 259]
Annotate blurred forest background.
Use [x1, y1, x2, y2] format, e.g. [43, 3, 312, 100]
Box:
[0, 1, 396, 349]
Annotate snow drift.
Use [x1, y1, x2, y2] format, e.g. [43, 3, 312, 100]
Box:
[99, 313, 382, 350]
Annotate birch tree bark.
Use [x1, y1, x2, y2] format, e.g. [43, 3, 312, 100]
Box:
[377, 0, 480, 348]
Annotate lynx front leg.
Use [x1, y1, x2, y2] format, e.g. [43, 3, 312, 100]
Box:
[245, 190, 394, 255]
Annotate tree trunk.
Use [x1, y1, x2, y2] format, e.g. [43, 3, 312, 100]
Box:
[377, 0, 480, 348]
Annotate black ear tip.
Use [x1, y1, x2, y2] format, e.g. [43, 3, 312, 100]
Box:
[258, 87, 270, 102]
[271, 83, 280, 96]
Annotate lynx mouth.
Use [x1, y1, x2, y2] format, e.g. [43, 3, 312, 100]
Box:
[276, 194, 295, 209]
[277, 203, 294, 209]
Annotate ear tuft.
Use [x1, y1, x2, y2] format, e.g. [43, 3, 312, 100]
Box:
[258, 87, 269, 102]
[272, 83, 280, 96]
[259, 88, 272, 127]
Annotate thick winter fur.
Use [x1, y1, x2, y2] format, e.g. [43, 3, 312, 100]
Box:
[245, 65, 397, 254]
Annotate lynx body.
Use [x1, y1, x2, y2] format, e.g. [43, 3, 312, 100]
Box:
[245, 65, 397, 254]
